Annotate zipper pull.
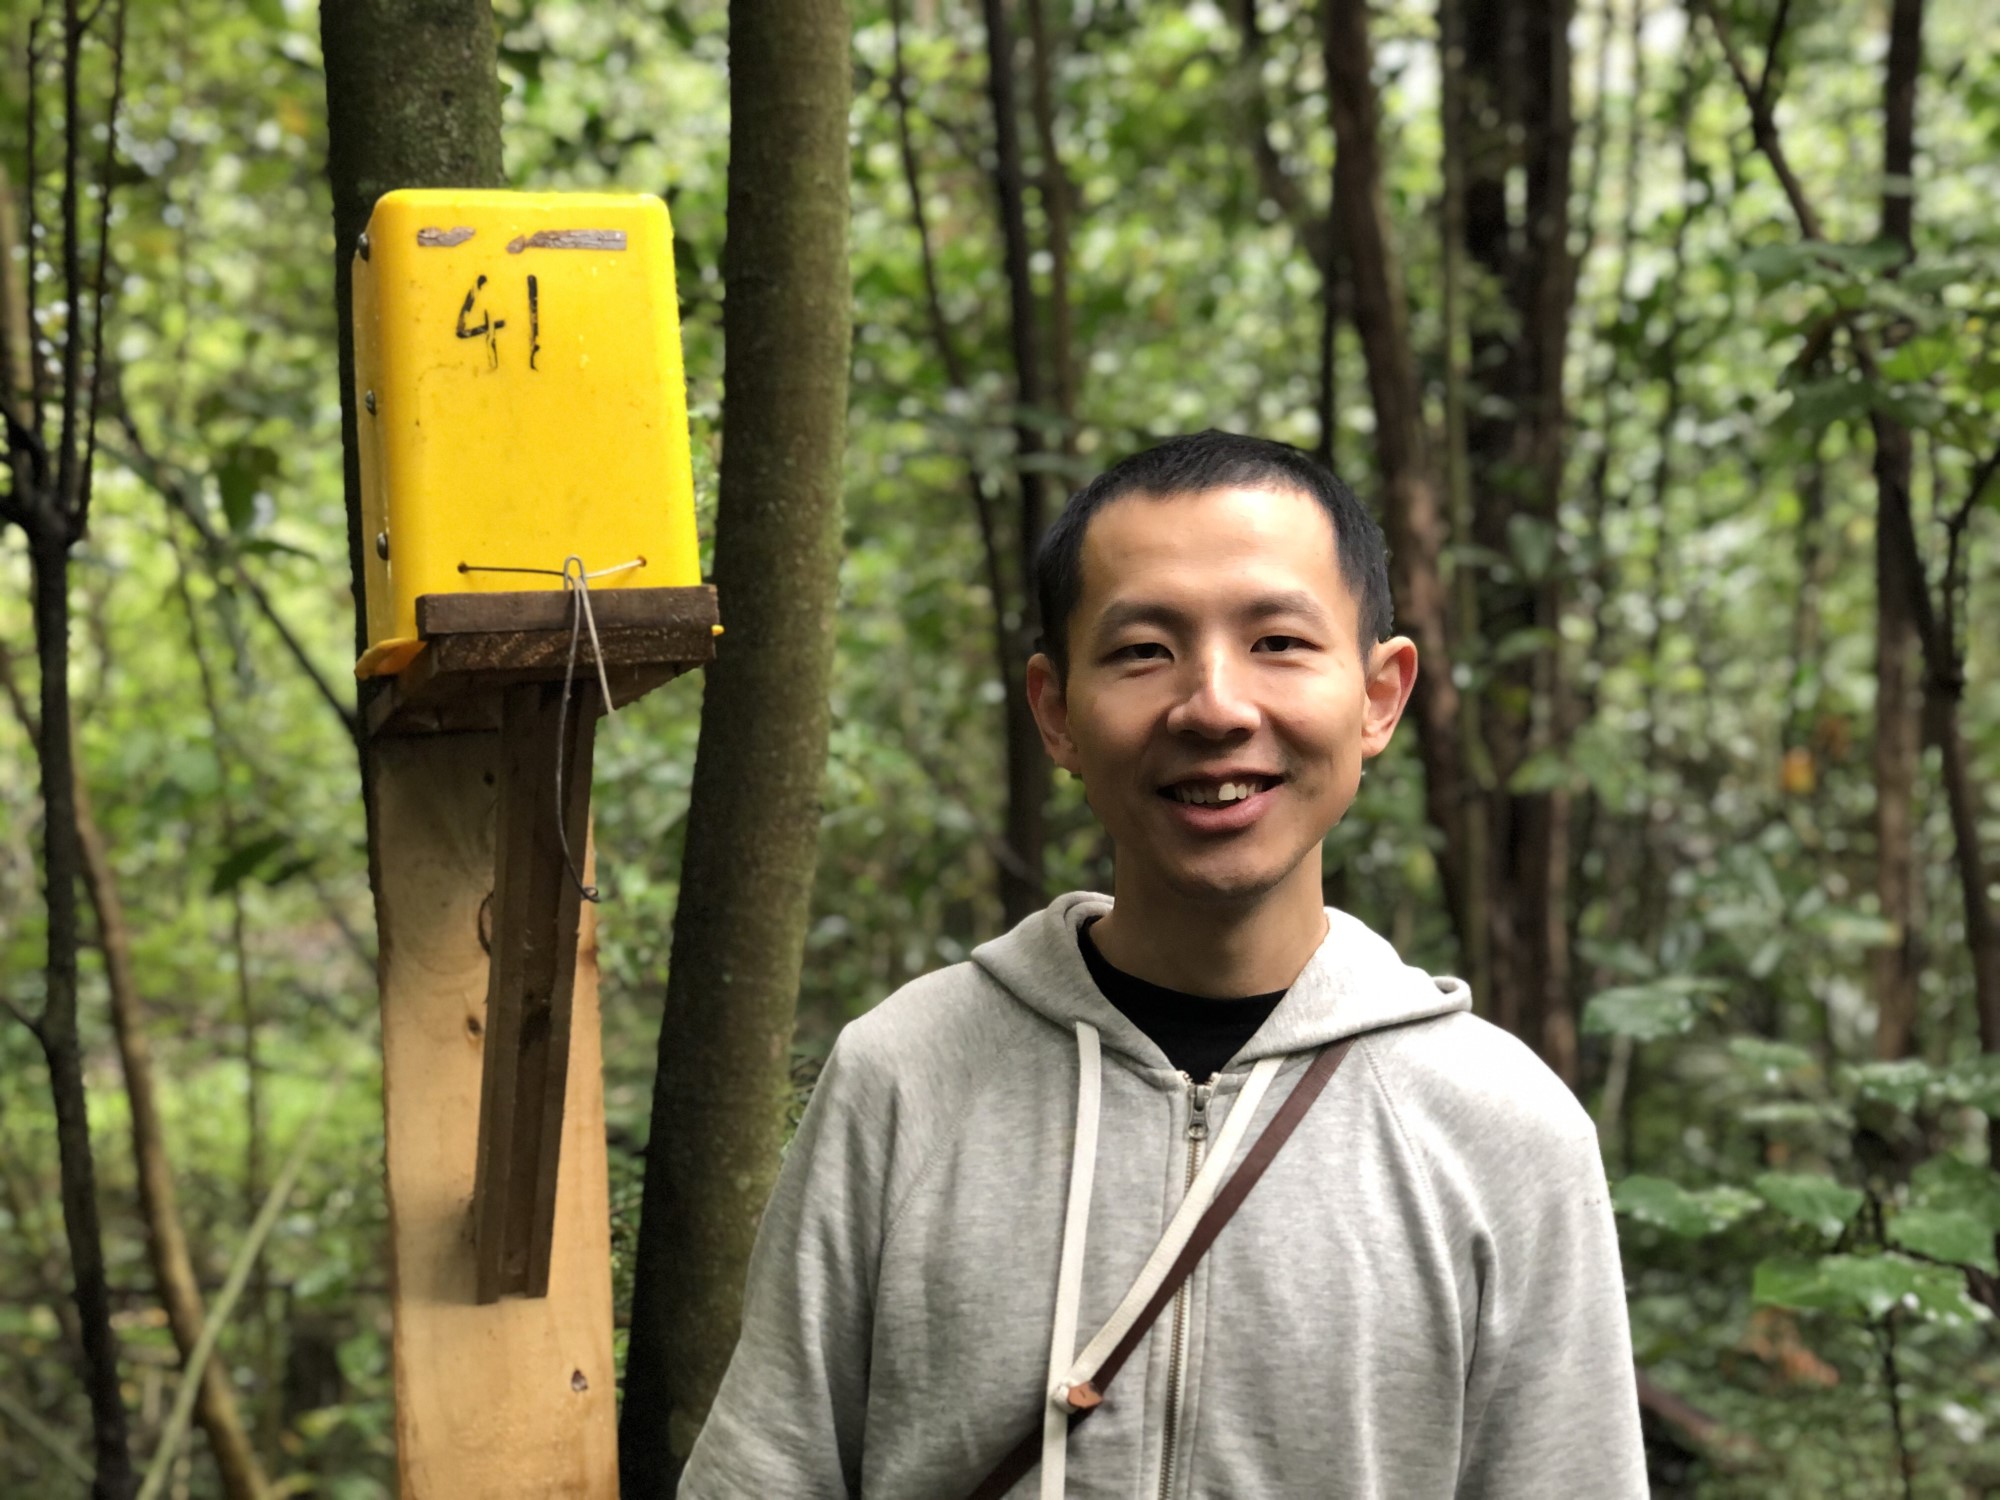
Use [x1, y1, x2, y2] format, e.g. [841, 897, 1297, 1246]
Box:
[1187, 1081, 1213, 1142]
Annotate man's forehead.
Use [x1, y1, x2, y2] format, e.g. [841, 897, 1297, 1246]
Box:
[1075, 484, 1346, 604]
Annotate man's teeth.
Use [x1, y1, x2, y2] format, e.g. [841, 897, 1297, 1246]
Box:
[1172, 780, 1265, 805]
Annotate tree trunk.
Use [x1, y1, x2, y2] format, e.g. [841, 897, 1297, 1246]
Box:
[1024, 0, 1078, 451]
[619, 1, 852, 1492]
[320, 0, 506, 664]
[1437, 0, 1493, 1006]
[1458, 0, 1579, 1082]
[77, 768, 271, 1500]
[1323, 0, 1469, 956]
[1870, 0, 1924, 1061]
[29, 526, 136, 1500]
[982, 0, 1051, 927]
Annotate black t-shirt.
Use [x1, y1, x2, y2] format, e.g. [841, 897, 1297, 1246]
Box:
[1077, 918, 1286, 1082]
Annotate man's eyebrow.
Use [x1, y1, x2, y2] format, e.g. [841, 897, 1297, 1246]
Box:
[1091, 599, 1194, 637]
[1089, 590, 1335, 638]
[1240, 589, 1333, 624]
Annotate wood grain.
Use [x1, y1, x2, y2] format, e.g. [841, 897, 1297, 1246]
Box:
[472, 682, 599, 1302]
[369, 733, 618, 1496]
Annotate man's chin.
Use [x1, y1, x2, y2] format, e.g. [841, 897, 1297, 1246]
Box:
[1154, 857, 1305, 909]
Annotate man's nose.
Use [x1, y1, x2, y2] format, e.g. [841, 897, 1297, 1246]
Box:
[1165, 649, 1260, 739]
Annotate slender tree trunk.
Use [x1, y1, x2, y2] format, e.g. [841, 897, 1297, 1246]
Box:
[619, 1, 852, 1491]
[1709, 0, 2000, 1140]
[75, 769, 271, 1500]
[320, 0, 506, 666]
[1323, 0, 1469, 943]
[2, 10, 135, 1493]
[30, 527, 135, 1500]
[1438, 0, 1493, 1009]
[982, 0, 1051, 927]
[1458, 0, 1579, 1079]
[1870, 0, 1924, 1060]
[1024, 0, 1078, 452]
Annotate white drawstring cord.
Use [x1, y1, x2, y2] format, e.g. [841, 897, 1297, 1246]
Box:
[1041, 1022, 1102, 1499]
[1052, 1054, 1284, 1412]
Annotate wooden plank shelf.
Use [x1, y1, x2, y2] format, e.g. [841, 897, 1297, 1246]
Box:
[366, 584, 719, 738]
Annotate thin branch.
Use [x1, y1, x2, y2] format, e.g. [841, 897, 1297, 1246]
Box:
[890, 0, 1031, 848]
[0, 636, 40, 739]
[1693, 0, 1825, 241]
[110, 415, 359, 737]
[2, 993, 44, 1037]
[0, 1384, 94, 1485]
[135, 1059, 349, 1500]
[54, 0, 86, 526]
[888, 0, 971, 391]
[1024, 0, 1081, 445]
[1938, 438, 2000, 680]
[24, 2, 49, 429]
[1876, 1310, 1916, 1500]
[77, 0, 130, 538]
[1752, 0, 1794, 116]
[1230, 0, 1331, 271]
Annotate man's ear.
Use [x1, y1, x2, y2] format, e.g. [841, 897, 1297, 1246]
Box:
[1359, 635, 1418, 760]
[1025, 652, 1085, 775]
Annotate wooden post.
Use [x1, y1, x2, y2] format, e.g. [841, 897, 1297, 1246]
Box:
[319, 10, 637, 1493]
[368, 735, 619, 1493]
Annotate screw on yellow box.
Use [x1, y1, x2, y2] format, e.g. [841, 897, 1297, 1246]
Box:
[351, 189, 701, 679]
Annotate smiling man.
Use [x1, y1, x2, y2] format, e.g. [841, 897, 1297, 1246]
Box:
[679, 432, 1646, 1499]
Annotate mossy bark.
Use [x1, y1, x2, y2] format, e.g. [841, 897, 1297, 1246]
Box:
[619, 0, 853, 1492]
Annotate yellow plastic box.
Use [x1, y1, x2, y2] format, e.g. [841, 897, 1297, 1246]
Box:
[352, 190, 701, 678]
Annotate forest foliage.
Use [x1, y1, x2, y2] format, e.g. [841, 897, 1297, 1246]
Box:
[3, 0, 1999, 1495]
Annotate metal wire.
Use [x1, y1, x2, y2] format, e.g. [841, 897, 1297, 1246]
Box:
[456, 554, 647, 906]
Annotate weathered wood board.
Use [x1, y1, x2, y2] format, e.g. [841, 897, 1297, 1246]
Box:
[369, 732, 618, 1496]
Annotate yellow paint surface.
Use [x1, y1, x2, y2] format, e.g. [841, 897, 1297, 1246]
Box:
[353, 190, 700, 677]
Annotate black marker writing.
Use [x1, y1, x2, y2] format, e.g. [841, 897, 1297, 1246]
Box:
[527, 275, 540, 371]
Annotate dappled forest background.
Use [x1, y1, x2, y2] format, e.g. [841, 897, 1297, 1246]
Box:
[4, 0, 2000, 1495]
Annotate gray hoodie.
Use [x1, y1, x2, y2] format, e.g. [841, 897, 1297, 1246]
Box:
[678, 893, 1647, 1498]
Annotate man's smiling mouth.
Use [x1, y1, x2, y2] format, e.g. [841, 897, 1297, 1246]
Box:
[1161, 775, 1282, 806]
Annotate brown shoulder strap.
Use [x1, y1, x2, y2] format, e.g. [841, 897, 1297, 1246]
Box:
[965, 1037, 1358, 1500]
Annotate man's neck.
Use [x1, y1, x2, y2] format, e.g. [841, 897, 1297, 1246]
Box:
[1089, 864, 1329, 999]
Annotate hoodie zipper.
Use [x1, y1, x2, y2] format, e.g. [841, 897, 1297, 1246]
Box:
[1159, 1075, 1212, 1500]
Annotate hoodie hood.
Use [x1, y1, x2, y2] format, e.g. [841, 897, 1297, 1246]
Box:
[970, 890, 1472, 1075]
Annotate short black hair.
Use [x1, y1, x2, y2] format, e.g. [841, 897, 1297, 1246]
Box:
[1033, 430, 1394, 678]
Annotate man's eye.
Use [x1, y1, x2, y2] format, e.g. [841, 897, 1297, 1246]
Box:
[1113, 642, 1170, 661]
[1254, 635, 1310, 653]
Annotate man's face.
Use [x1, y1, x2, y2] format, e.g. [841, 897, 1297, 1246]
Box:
[1026, 485, 1417, 911]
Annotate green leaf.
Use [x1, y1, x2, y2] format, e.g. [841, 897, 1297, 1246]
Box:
[1613, 1175, 1760, 1237]
[1504, 514, 1558, 585]
[1889, 1207, 1998, 1272]
[1752, 1254, 1835, 1309]
[1820, 1255, 1978, 1324]
[1582, 978, 1722, 1041]
[1784, 376, 1871, 431]
[211, 832, 291, 895]
[1741, 1099, 1854, 1130]
[1754, 1253, 1976, 1323]
[1740, 242, 1817, 285]
[1754, 1171, 1863, 1238]
[215, 444, 281, 535]
[1507, 748, 1573, 795]
[1727, 1036, 1817, 1084]
[1937, 1055, 2000, 1112]
[1801, 906, 1900, 950]
[1844, 1059, 1937, 1113]
[1909, 1154, 2000, 1228]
